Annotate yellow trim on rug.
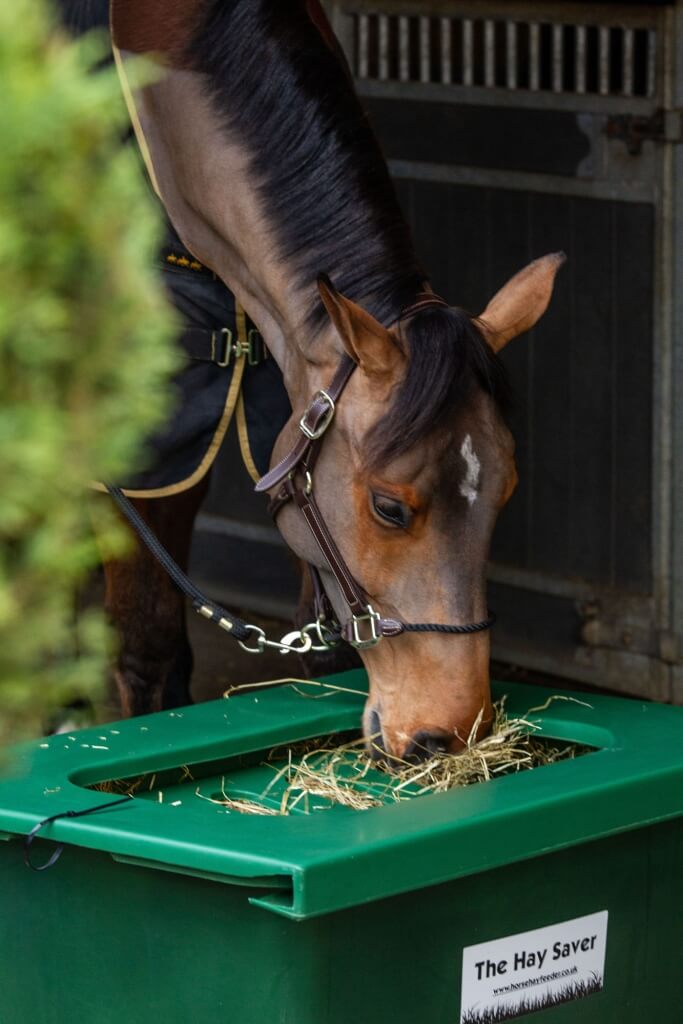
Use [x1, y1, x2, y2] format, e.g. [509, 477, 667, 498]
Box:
[92, 356, 244, 499]
[236, 392, 261, 484]
[112, 44, 162, 198]
[235, 305, 248, 359]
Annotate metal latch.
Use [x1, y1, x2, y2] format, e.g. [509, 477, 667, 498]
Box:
[605, 109, 683, 155]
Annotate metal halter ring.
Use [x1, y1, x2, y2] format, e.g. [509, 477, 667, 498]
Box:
[302, 618, 341, 652]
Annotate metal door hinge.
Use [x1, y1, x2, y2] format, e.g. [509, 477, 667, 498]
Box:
[605, 109, 682, 155]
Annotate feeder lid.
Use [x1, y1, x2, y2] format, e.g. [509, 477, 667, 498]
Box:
[0, 673, 682, 919]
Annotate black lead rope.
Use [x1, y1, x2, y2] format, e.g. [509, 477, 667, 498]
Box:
[106, 486, 252, 643]
[23, 796, 132, 872]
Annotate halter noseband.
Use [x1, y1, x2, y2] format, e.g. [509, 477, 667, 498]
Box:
[255, 299, 496, 649]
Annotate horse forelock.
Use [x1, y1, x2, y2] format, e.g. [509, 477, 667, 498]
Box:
[365, 308, 512, 470]
[184, 0, 425, 333]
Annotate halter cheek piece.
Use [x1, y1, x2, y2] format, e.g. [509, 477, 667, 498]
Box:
[255, 296, 496, 649]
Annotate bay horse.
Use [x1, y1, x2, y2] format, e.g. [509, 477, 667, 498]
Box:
[107, 0, 563, 760]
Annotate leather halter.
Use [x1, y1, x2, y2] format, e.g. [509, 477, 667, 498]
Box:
[255, 306, 496, 649]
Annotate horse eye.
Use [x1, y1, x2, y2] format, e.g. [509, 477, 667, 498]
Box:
[372, 493, 411, 529]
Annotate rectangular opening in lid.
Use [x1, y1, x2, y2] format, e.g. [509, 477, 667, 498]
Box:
[86, 695, 597, 818]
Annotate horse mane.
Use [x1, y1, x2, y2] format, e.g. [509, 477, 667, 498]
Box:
[366, 307, 511, 469]
[185, 0, 425, 331]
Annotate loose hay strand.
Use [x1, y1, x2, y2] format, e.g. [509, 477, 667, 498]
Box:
[223, 677, 370, 700]
[195, 779, 280, 816]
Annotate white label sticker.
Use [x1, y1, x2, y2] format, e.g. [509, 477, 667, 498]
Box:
[460, 910, 608, 1023]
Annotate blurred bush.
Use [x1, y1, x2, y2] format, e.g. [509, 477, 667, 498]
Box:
[0, 0, 179, 752]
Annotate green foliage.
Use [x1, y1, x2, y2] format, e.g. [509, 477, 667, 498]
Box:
[0, 0, 180, 751]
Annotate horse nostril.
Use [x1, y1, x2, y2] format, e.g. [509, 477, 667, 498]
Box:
[403, 730, 450, 763]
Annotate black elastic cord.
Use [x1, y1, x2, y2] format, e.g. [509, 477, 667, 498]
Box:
[106, 486, 251, 642]
[23, 796, 131, 872]
[402, 611, 496, 636]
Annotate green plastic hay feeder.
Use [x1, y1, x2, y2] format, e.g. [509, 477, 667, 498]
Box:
[0, 672, 681, 1023]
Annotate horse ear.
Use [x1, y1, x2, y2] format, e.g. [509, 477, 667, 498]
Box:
[110, 0, 201, 62]
[317, 276, 403, 377]
[477, 252, 566, 353]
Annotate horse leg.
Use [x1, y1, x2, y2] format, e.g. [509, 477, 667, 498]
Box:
[103, 476, 210, 717]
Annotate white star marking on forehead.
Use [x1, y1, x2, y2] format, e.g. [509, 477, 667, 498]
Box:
[460, 434, 480, 506]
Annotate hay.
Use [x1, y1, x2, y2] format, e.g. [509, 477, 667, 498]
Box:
[94, 682, 591, 815]
[199, 691, 591, 816]
[195, 779, 281, 816]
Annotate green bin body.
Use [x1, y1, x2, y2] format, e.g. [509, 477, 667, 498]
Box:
[1, 673, 681, 1023]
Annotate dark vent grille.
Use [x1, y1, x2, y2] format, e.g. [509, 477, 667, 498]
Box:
[352, 14, 657, 98]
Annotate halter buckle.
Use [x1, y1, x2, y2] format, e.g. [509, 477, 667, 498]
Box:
[348, 605, 382, 649]
[299, 390, 335, 440]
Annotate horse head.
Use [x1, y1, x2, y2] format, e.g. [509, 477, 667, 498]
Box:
[271, 255, 563, 759]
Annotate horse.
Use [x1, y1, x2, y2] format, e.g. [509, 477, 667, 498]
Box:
[106, 0, 563, 760]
